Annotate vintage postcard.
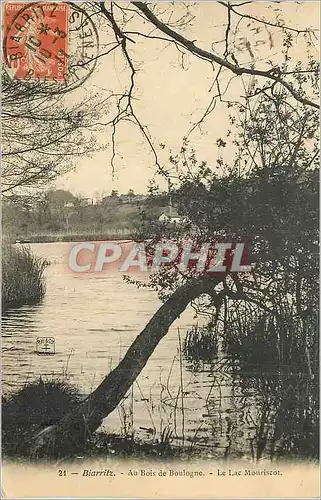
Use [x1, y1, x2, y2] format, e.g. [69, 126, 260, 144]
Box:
[1, 1, 320, 498]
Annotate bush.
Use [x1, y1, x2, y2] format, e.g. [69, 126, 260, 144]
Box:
[2, 378, 83, 457]
[2, 244, 47, 310]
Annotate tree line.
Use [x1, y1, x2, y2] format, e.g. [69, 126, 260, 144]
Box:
[3, 189, 171, 236]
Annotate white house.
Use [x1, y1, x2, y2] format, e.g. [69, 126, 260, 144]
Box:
[158, 206, 185, 224]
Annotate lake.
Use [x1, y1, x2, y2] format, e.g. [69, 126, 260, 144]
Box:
[2, 242, 275, 461]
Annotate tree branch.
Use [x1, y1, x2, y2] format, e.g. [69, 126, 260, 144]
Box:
[132, 2, 319, 109]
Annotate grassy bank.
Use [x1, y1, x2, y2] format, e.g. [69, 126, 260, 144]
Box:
[2, 378, 196, 461]
[2, 244, 48, 311]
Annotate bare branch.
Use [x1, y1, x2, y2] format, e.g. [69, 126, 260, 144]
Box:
[132, 2, 319, 109]
[219, 1, 319, 35]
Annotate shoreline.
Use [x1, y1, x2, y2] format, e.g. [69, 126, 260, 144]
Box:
[10, 230, 135, 244]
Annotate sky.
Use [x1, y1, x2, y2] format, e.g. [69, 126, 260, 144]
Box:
[54, 1, 319, 199]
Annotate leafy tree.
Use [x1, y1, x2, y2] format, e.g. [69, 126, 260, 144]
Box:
[45, 189, 75, 208]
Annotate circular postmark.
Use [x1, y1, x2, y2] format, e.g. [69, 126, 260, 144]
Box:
[3, 2, 99, 93]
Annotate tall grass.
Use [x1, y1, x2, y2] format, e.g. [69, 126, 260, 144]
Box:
[181, 301, 319, 461]
[222, 302, 319, 460]
[183, 325, 218, 367]
[223, 302, 318, 376]
[2, 244, 48, 310]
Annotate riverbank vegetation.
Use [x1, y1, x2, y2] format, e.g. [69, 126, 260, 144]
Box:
[2, 244, 47, 311]
[2, 375, 196, 461]
[12, 229, 135, 244]
[2, 190, 171, 243]
[183, 308, 319, 461]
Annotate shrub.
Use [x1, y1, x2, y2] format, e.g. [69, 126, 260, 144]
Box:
[2, 378, 83, 457]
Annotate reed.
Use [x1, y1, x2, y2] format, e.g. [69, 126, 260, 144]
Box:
[2, 244, 48, 311]
[222, 301, 319, 461]
[224, 302, 318, 376]
[183, 325, 218, 366]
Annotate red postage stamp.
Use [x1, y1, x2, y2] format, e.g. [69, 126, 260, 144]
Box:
[2, 2, 69, 82]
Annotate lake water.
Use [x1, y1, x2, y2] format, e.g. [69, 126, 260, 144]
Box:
[2, 242, 270, 460]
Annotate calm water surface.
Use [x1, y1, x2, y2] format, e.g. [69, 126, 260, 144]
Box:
[3, 242, 265, 460]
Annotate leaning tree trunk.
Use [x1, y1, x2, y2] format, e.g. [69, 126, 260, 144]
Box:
[31, 275, 223, 458]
